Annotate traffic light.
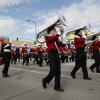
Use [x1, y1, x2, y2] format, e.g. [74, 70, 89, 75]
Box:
[17, 37, 18, 41]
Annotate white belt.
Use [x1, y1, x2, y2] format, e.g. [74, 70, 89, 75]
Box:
[4, 49, 11, 52]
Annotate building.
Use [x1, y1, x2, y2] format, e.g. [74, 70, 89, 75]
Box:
[11, 40, 35, 48]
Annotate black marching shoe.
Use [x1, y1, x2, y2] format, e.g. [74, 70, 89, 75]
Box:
[40, 65, 43, 67]
[83, 77, 92, 80]
[54, 88, 64, 92]
[22, 62, 24, 66]
[6, 74, 10, 77]
[42, 79, 47, 89]
[26, 64, 29, 66]
[14, 62, 16, 65]
[96, 70, 100, 73]
[2, 73, 6, 78]
[11, 61, 13, 64]
[90, 68, 94, 73]
[71, 73, 76, 79]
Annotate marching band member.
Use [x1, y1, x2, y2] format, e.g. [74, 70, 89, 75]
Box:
[42, 25, 67, 92]
[59, 47, 64, 63]
[42, 46, 48, 65]
[27, 46, 31, 62]
[32, 45, 38, 64]
[22, 43, 29, 66]
[63, 45, 69, 62]
[71, 29, 92, 80]
[1, 37, 12, 77]
[69, 45, 76, 62]
[36, 44, 43, 67]
[16, 47, 20, 62]
[90, 35, 100, 73]
[11, 45, 17, 64]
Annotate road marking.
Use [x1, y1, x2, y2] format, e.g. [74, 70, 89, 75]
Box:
[10, 68, 71, 78]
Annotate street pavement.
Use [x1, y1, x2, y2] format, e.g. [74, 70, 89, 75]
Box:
[0, 59, 100, 100]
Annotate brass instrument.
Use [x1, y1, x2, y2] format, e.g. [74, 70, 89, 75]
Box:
[36, 10, 68, 43]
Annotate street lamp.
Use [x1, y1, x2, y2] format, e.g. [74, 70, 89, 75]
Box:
[30, 27, 39, 33]
[27, 20, 37, 41]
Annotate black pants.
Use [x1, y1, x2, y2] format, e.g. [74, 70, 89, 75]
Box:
[43, 50, 61, 88]
[16, 52, 20, 62]
[71, 47, 88, 78]
[70, 52, 75, 62]
[23, 55, 29, 65]
[2, 62, 10, 74]
[64, 56, 68, 62]
[90, 50, 100, 72]
[38, 52, 43, 66]
[33, 56, 38, 64]
[60, 52, 65, 63]
[11, 53, 17, 64]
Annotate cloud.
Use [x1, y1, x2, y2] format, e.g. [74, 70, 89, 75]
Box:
[0, 0, 100, 42]
[34, 0, 100, 34]
[0, 16, 20, 36]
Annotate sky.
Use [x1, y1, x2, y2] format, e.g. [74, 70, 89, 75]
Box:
[0, 0, 100, 42]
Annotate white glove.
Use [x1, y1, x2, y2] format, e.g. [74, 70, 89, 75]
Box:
[82, 31, 87, 39]
[55, 27, 61, 35]
[85, 40, 93, 44]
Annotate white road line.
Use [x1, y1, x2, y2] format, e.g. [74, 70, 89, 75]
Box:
[10, 68, 71, 78]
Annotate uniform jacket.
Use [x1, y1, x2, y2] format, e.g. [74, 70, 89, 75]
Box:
[22, 47, 28, 53]
[70, 47, 76, 52]
[74, 36, 86, 49]
[92, 41, 100, 50]
[1, 43, 12, 63]
[36, 46, 44, 53]
[45, 34, 66, 52]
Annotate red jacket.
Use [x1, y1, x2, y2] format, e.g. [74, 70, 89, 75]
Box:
[92, 41, 100, 50]
[22, 47, 27, 53]
[32, 48, 36, 52]
[70, 47, 76, 52]
[36, 47, 43, 53]
[45, 34, 66, 52]
[43, 48, 48, 53]
[63, 47, 68, 52]
[59, 47, 63, 52]
[74, 37, 86, 49]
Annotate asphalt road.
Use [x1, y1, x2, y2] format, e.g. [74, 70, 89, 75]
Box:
[0, 59, 100, 100]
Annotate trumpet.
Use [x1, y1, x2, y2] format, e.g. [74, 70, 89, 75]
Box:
[36, 10, 68, 43]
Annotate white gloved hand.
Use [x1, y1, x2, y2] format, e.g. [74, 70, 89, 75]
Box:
[82, 31, 87, 39]
[55, 27, 61, 35]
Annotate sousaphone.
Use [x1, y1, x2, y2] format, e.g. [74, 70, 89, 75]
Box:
[65, 22, 92, 40]
[37, 10, 68, 43]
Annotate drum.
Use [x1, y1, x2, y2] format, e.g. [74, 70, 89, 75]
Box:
[68, 52, 72, 58]
[23, 53, 29, 58]
[31, 52, 38, 58]
[42, 53, 48, 58]
[73, 52, 76, 58]
[63, 52, 68, 56]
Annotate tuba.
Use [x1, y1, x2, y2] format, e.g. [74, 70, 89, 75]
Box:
[65, 26, 89, 40]
[65, 22, 92, 40]
[37, 10, 68, 43]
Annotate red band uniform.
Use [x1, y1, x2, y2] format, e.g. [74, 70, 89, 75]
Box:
[43, 26, 66, 91]
[90, 35, 100, 73]
[69, 45, 76, 62]
[36, 45, 43, 67]
[71, 29, 92, 80]
[22, 44, 29, 66]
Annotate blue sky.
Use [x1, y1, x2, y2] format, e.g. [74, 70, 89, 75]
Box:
[0, 0, 100, 42]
